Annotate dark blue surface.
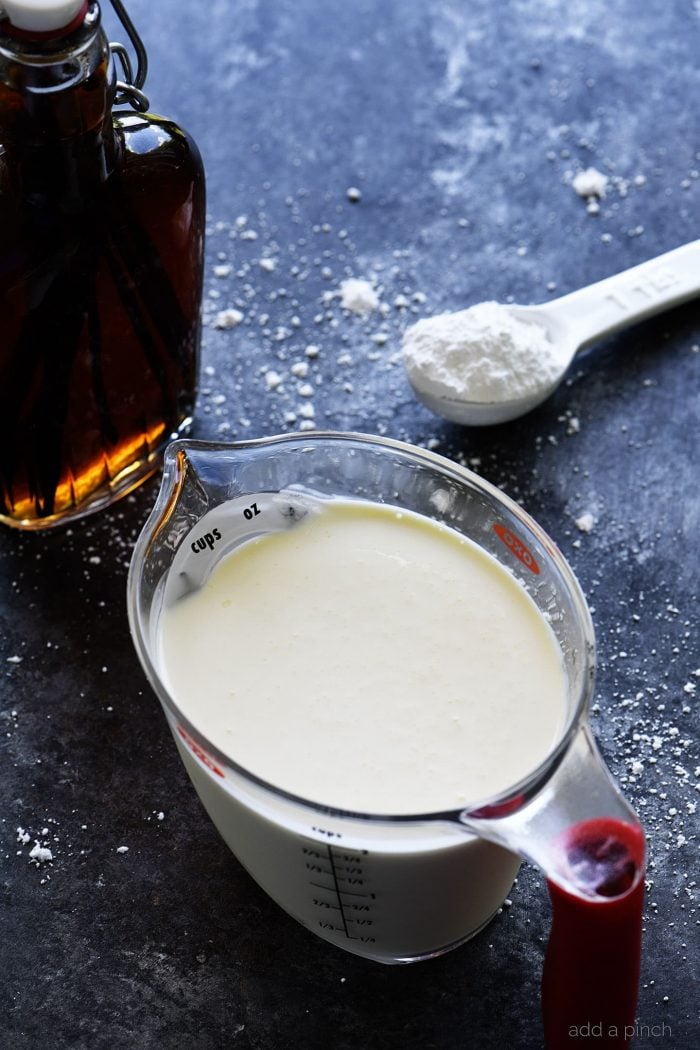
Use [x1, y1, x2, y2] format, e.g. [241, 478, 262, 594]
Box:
[1, 1, 698, 1047]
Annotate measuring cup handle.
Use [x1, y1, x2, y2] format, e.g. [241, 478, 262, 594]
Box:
[459, 724, 646, 1047]
[542, 819, 646, 1048]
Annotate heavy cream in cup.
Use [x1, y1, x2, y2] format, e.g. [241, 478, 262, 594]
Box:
[157, 499, 566, 814]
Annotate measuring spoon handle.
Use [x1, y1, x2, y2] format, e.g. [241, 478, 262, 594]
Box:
[546, 239, 700, 351]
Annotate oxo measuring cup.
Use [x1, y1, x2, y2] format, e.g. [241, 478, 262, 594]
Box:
[127, 432, 645, 1046]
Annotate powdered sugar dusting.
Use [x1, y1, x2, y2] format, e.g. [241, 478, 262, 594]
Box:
[572, 167, 609, 200]
[339, 278, 380, 315]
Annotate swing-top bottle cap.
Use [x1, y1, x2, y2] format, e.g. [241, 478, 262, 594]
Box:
[0, 0, 87, 34]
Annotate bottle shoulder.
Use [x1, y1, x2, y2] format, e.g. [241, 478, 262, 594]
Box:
[0, 112, 205, 251]
[113, 112, 204, 171]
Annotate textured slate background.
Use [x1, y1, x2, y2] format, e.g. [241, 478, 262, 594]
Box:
[1, 1, 698, 1047]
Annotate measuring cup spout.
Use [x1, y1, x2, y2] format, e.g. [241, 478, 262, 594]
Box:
[459, 722, 646, 1048]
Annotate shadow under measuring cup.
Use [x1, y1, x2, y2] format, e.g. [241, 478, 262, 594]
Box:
[127, 432, 646, 1048]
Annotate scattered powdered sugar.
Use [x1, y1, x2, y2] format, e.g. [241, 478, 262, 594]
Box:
[213, 307, 244, 330]
[339, 278, 380, 315]
[572, 167, 609, 200]
[264, 369, 283, 391]
[575, 511, 596, 533]
[29, 842, 53, 865]
[566, 164, 647, 219]
[15, 821, 57, 873]
[402, 301, 560, 404]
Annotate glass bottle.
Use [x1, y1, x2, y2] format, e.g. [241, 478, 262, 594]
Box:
[0, 0, 205, 528]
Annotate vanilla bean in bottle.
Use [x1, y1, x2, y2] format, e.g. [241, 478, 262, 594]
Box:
[0, 0, 205, 528]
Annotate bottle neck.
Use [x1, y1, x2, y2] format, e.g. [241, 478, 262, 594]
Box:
[0, 2, 117, 198]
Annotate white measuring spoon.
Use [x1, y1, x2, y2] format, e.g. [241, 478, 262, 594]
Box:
[404, 239, 700, 426]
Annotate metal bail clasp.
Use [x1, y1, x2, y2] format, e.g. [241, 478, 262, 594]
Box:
[108, 0, 149, 112]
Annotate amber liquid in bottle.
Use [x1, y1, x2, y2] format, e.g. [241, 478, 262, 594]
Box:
[0, 5, 205, 528]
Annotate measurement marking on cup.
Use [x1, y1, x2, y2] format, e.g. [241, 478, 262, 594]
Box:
[327, 844, 351, 937]
[303, 841, 377, 942]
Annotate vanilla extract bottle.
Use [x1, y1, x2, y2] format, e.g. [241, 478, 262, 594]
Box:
[0, 0, 205, 528]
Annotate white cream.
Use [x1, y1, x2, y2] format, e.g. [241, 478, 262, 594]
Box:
[158, 500, 566, 815]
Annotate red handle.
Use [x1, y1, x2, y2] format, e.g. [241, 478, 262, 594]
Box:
[542, 819, 646, 1049]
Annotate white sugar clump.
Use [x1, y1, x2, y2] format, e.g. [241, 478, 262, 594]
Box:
[339, 278, 379, 315]
[213, 308, 244, 329]
[572, 167, 609, 199]
[402, 301, 559, 404]
[29, 843, 53, 865]
[575, 511, 596, 533]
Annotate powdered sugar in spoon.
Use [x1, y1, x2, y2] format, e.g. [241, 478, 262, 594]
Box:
[402, 239, 700, 426]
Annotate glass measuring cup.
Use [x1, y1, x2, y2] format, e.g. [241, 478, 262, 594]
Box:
[127, 432, 645, 1045]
